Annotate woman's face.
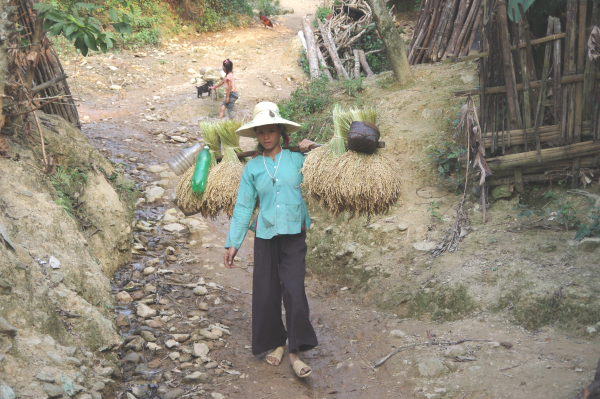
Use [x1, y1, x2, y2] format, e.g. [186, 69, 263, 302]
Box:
[255, 124, 282, 152]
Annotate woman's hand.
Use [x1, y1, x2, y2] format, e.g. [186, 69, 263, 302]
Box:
[223, 247, 238, 269]
[299, 139, 316, 153]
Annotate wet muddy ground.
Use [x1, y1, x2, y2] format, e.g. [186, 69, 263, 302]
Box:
[61, 2, 600, 398]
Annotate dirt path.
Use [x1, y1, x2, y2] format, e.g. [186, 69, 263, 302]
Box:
[60, 4, 600, 398]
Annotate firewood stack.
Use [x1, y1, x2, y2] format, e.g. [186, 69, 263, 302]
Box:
[301, 0, 379, 80]
[407, 0, 483, 65]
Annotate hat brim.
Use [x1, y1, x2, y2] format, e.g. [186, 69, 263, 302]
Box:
[236, 116, 301, 138]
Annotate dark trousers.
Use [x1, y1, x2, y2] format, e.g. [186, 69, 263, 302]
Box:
[252, 231, 318, 356]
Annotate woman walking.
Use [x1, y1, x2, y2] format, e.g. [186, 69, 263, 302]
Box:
[223, 101, 318, 377]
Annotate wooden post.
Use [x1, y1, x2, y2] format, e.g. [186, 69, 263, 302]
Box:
[368, 0, 413, 83]
[453, 0, 481, 58]
[517, 20, 532, 149]
[415, 0, 443, 64]
[460, 6, 483, 57]
[446, 0, 473, 57]
[563, 0, 578, 144]
[435, 0, 461, 61]
[533, 18, 554, 161]
[302, 16, 321, 80]
[583, 2, 599, 122]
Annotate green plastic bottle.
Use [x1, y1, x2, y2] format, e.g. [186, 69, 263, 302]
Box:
[191, 146, 211, 194]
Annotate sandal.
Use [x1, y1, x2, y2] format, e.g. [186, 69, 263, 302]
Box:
[292, 359, 312, 378]
[265, 346, 284, 366]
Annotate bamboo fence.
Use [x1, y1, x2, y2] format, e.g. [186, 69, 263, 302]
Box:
[451, 0, 600, 191]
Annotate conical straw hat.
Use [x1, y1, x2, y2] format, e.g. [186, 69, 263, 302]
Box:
[236, 101, 301, 138]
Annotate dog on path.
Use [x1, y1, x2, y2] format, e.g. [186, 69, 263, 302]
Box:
[196, 79, 213, 99]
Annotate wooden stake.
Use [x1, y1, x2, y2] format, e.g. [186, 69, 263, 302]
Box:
[582, 2, 600, 122]
[460, 6, 483, 57]
[415, 0, 443, 64]
[302, 16, 321, 79]
[533, 17, 555, 161]
[516, 19, 532, 152]
[563, 0, 578, 144]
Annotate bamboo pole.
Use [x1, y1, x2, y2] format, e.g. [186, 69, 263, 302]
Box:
[486, 140, 600, 171]
[408, 0, 427, 55]
[490, 156, 600, 177]
[445, 0, 473, 57]
[516, 19, 532, 153]
[453, 0, 481, 58]
[428, 0, 453, 62]
[582, 2, 600, 122]
[532, 18, 555, 161]
[408, 0, 434, 63]
[453, 71, 600, 97]
[435, 0, 461, 61]
[517, 3, 538, 116]
[460, 6, 483, 57]
[484, 121, 592, 148]
[489, 168, 600, 186]
[553, 18, 562, 131]
[498, 0, 523, 191]
[415, 0, 443, 64]
[563, 0, 578, 144]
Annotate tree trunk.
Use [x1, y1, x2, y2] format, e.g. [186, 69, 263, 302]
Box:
[358, 50, 375, 77]
[317, 20, 349, 79]
[368, 0, 412, 83]
[302, 16, 320, 79]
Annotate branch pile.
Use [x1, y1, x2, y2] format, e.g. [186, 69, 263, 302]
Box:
[300, 0, 380, 80]
[407, 0, 483, 65]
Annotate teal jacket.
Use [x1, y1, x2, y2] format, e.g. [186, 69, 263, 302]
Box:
[225, 149, 311, 250]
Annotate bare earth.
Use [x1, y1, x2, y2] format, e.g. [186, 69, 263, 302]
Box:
[61, 0, 600, 397]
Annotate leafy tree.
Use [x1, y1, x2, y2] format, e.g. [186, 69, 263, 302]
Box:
[32, 0, 134, 56]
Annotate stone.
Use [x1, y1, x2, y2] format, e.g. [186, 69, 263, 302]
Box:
[147, 320, 163, 328]
[389, 330, 406, 338]
[63, 346, 77, 356]
[164, 388, 186, 399]
[144, 284, 157, 294]
[36, 371, 55, 383]
[0, 384, 15, 399]
[163, 223, 186, 232]
[0, 317, 17, 336]
[211, 394, 225, 399]
[65, 357, 82, 366]
[145, 186, 165, 203]
[148, 359, 162, 368]
[398, 222, 409, 231]
[193, 343, 210, 357]
[46, 351, 63, 365]
[171, 136, 188, 143]
[147, 164, 167, 174]
[125, 336, 146, 351]
[413, 242, 437, 251]
[147, 343, 161, 351]
[422, 109, 432, 119]
[193, 286, 208, 296]
[198, 302, 208, 311]
[578, 238, 600, 253]
[141, 331, 156, 342]
[117, 314, 130, 327]
[173, 334, 190, 342]
[210, 328, 223, 338]
[163, 213, 178, 224]
[143, 267, 156, 276]
[131, 291, 145, 300]
[417, 358, 448, 377]
[168, 352, 181, 361]
[199, 329, 219, 340]
[49, 256, 61, 269]
[42, 383, 64, 397]
[587, 326, 597, 335]
[492, 185, 512, 200]
[165, 339, 180, 348]
[51, 272, 65, 283]
[115, 291, 132, 303]
[182, 371, 210, 383]
[123, 352, 141, 363]
[444, 345, 468, 357]
[137, 303, 157, 318]
[146, 258, 160, 267]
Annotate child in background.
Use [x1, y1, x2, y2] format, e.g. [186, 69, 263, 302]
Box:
[210, 59, 239, 120]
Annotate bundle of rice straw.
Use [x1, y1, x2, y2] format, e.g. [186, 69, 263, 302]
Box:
[175, 122, 221, 215]
[302, 105, 402, 217]
[198, 120, 244, 218]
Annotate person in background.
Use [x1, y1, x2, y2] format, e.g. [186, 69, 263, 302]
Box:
[210, 59, 239, 120]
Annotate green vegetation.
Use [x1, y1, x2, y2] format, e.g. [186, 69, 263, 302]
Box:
[427, 200, 442, 221]
[50, 167, 89, 226]
[408, 285, 475, 321]
[576, 206, 600, 240]
[278, 75, 365, 146]
[251, 0, 281, 16]
[356, 24, 390, 74]
[428, 142, 466, 192]
[313, 6, 331, 27]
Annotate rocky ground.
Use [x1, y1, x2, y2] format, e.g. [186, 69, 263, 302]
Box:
[2, 1, 600, 398]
